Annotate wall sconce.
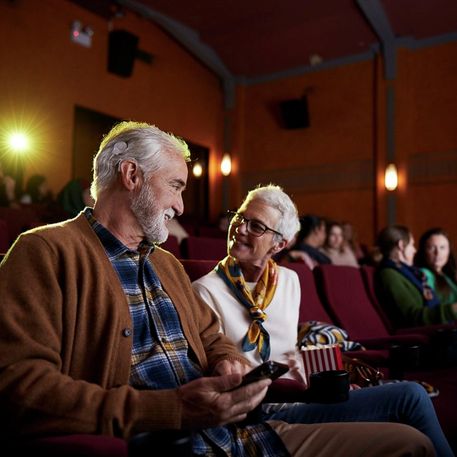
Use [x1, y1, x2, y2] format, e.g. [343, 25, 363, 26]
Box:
[8, 131, 29, 153]
[192, 162, 203, 178]
[220, 153, 232, 177]
[384, 163, 398, 191]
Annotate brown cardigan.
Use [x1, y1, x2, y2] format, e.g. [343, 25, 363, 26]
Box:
[0, 214, 248, 440]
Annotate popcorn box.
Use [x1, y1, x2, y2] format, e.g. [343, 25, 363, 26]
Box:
[300, 344, 343, 387]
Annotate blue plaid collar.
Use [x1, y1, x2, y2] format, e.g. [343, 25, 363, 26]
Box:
[83, 207, 153, 260]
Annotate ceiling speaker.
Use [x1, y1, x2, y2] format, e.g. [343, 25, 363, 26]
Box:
[279, 98, 310, 129]
[107, 30, 138, 77]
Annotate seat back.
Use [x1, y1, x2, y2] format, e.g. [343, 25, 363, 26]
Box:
[283, 262, 333, 324]
[198, 225, 226, 238]
[359, 265, 377, 304]
[180, 236, 227, 260]
[0, 218, 9, 253]
[180, 259, 218, 282]
[0, 207, 41, 245]
[160, 235, 181, 257]
[314, 264, 390, 340]
[360, 265, 395, 332]
[11, 434, 127, 457]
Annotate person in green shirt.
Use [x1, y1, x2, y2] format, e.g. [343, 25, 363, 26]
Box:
[414, 228, 457, 306]
[375, 225, 457, 328]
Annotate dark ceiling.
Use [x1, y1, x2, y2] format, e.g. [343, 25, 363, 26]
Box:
[71, 0, 457, 81]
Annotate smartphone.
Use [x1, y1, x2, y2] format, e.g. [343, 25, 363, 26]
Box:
[234, 361, 289, 389]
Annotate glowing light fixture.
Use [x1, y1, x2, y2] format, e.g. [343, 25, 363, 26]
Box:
[192, 162, 203, 178]
[220, 153, 232, 177]
[8, 132, 29, 153]
[384, 163, 398, 191]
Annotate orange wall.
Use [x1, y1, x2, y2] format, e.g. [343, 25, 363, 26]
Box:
[0, 0, 225, 217]
[237, 60, 377, 244]
[394, 43, 457, 244]
[235, 43, 457, 246]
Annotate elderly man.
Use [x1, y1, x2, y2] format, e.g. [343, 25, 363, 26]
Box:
[192, 184, 453, 457]
[0, 122, 435, 456]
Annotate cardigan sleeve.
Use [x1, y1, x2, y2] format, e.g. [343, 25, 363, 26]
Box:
[0, 230, 194, 440]
[378, 268, 456, 326]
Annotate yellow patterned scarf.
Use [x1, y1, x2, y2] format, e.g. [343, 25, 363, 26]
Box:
[215, 256, 278, 361]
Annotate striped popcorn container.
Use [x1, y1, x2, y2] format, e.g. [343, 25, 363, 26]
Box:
[300, 344, 344, 387]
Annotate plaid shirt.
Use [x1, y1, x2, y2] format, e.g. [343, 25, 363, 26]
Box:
[85, 209, 288, 456]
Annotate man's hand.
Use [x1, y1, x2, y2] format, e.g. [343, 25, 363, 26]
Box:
[178, 374, 271, 429]
[212, 359, 251, 377]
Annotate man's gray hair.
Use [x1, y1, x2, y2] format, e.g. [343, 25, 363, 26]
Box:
[91, 121, 190, 200]
[239, 184, 300, 242]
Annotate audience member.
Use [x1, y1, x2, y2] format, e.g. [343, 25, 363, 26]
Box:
[282, 214, 330, 268]
[20, 174, 53, 204]
[415, 227, 457, 306]
[341, 220, 366, 262]
[191, 185, 452, 456]
[218, 210, 230, 233]
[56, 177, 94, 217]
[320, 220, 359, 267]
[375, 225, 457, 327]
[0, 122, 436, 457]
[0, 162, 18, 207]
[19, 174, 67, 224]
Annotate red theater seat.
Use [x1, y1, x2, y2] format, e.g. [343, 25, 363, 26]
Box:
[10, 434, 127, 457]
[180, 236, 227, 260]
[160, 235, 180, 257]
[180, 258, 217, 282]
[313, 265, 429, 346]
[0, 218, 9, 253]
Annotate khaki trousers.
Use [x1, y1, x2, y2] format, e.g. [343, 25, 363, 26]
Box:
[269, 420, 435, 457]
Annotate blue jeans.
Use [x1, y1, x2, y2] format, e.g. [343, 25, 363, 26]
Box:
[264, 382, 454, 457]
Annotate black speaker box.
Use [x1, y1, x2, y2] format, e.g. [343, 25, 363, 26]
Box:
[108, 30, 139, 77]
[279, 98, 310, 129]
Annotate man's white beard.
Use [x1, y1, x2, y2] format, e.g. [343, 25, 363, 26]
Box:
[131, 182, 170, 244]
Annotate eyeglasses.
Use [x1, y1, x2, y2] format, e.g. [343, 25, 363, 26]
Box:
[227, 211, 283, 238]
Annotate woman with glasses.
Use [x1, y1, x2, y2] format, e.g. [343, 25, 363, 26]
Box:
[191, 185, 454, 456]
[204, 195, 302, 380]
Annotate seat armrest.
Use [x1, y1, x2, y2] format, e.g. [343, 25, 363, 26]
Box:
[356, 333, 429, 348]
[264, 378, 308, 403]
[8, 434, 127, 457]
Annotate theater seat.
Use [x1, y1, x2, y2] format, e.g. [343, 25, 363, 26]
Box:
[160, 235, 180, 257]
[283, 262, 390, 367]
[10, 431, 198, 456]
[180, 236, 227, 260]
[361, 264, 457, 335]
[0, 218, 9, 253]
[313, 265, 430, 346]
[9, 434, 127, 457]
[0, 207, 41, 245]
[283, 262, 334, 323]
[180, 259, 218, 282]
